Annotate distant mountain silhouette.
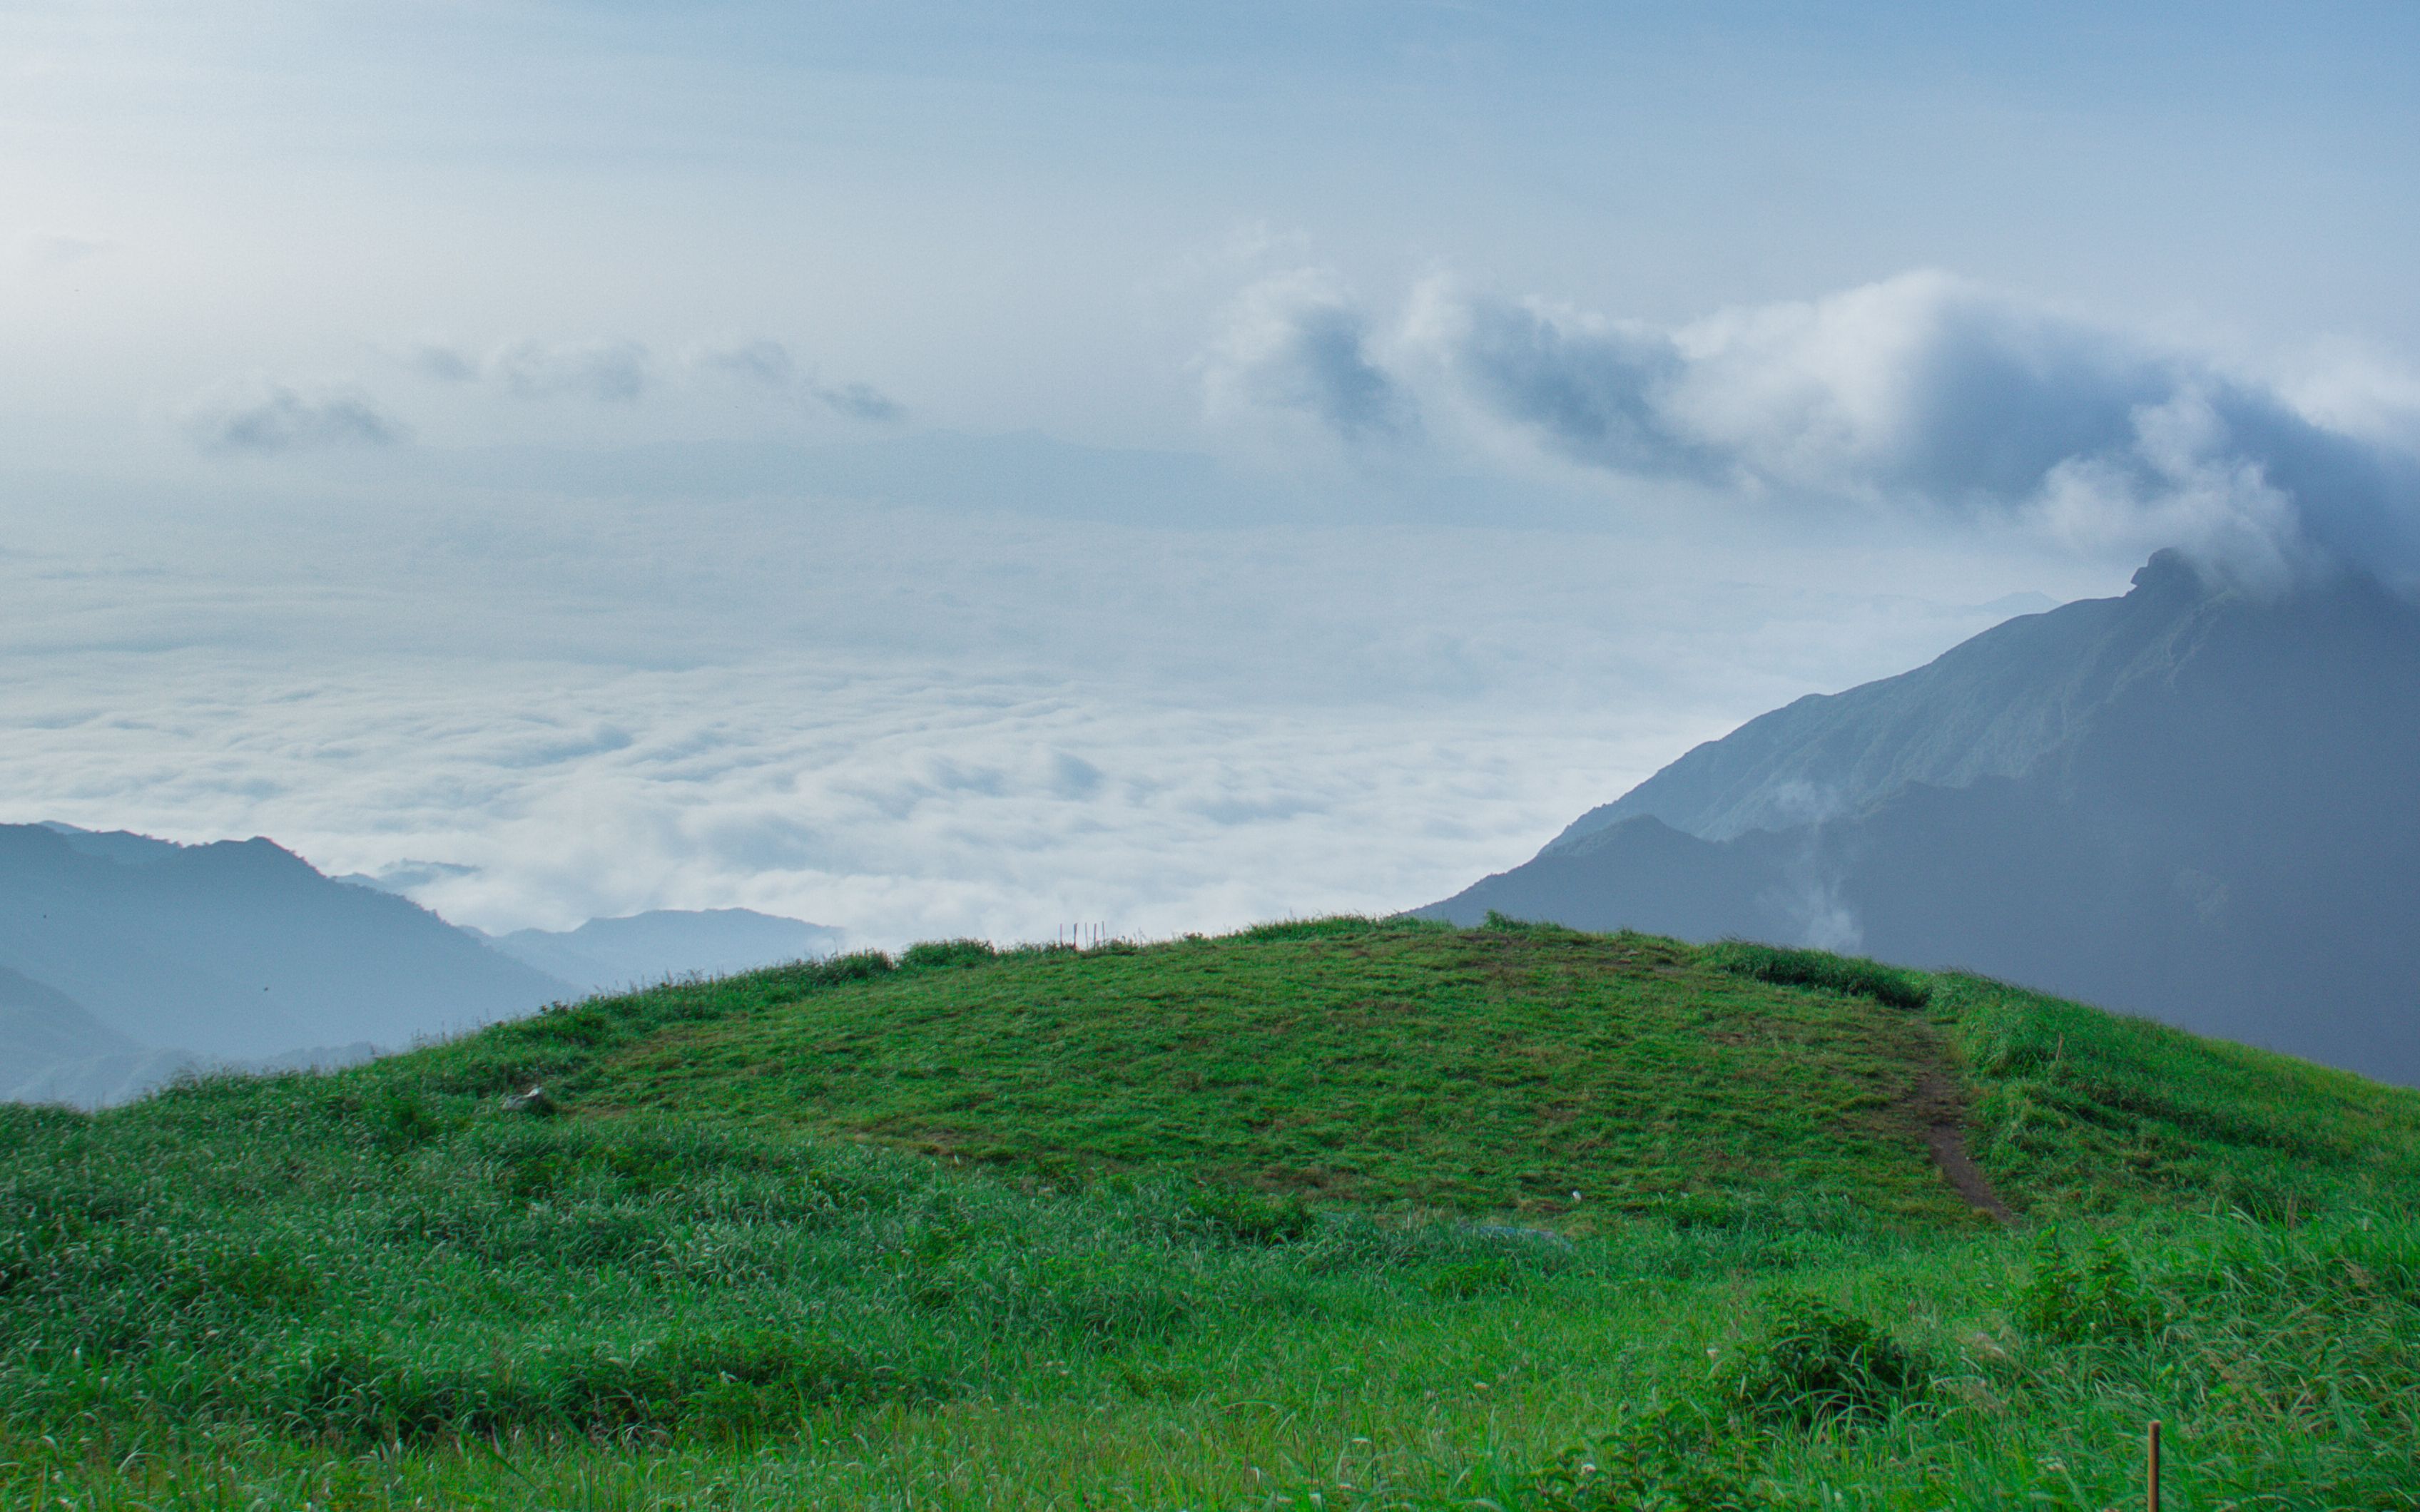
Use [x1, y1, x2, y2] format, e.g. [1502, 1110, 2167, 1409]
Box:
[481, 909, 842, 994]
[1423, 551, 2420, 1086]
[0, 824, 575, 1077]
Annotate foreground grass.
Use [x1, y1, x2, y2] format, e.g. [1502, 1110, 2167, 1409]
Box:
[5, 918, 2419, 1508]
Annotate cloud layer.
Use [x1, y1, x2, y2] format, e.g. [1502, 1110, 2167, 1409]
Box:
[1214, 270, 2420, 587]
[0, 465, 2083, 944]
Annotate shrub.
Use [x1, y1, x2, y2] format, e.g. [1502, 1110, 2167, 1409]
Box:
[810, 951, 895, 984]
[1702, 942, 1932, 1010]
[2016, 1232, 2163, 1344]
[1718, 1295, 1927, 1426]
[1181, 1185, 1315, 1245]
[1428, 1256, 1536, 1299]
[898, 939, 997, 971]
[371, 1091, 452, 1155]
[1530, 1403, 1754, 1511]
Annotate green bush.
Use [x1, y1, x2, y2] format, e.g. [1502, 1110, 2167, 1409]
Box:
[1530, 1404, 1754, 1511]
[1717, 1295, 1927, 1426]
[1180, 1185, 1315, 1245]
[898, 939, 997, 971]
[1702, 942, 1933, 1010]
[2016, 1232, 2163, 1344]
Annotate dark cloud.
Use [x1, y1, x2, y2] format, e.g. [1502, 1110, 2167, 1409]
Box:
[188, 384, 408, 454]
[1206, 271, 1415, 443]
[1426, 296, 1711, 479]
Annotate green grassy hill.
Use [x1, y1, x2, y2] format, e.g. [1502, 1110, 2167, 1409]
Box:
[6, 916, 2419, 1509]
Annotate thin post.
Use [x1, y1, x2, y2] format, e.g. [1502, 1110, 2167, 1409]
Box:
[2147, 1419, 2162, 1512]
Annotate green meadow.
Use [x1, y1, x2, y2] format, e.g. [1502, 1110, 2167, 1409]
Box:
[4, 916, 2416, 1508]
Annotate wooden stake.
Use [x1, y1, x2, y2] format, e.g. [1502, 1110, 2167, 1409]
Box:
[2147, 1419, 2162, 1512]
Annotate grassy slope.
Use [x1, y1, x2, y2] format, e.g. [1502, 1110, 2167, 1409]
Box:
[5, 917, 2419, 1509]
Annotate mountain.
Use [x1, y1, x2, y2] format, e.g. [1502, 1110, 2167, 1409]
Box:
[480, 908, 842, 994]
[0, 961, 135, 1066]
[0, 824, 574, 1065]
[0, 964, 186, 1108]
[1423, 551, 2420, 1086]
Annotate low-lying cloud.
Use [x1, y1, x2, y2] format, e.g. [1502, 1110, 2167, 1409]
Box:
[405, 335, 902, 419]
[492, 338, 655, 402]
[1213, 269, 2420, 586]
[186, 382, 408, 454]
[696, 339, 904, 422]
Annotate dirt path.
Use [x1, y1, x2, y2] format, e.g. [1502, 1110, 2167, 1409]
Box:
[1906, 1059, 2023, 1229]
[1912, 1067, 2015, 1224]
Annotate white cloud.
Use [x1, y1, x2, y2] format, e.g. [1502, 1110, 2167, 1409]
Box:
[1236, 270, 2420, 588]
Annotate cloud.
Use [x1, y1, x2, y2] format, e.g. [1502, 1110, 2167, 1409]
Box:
[1403, 285, 1708, 479]
[814, 379, 903, 422]
[692, 339, 904, 422]
[407, 344, 482, 383]
[1255, 270, 2420, 587]
[1204, 270, 1415, 443]
[492, 338, 654, 402]
[185, 382, 409, 454]
[2, 471, 2070, 944]
[696, 339, 797, 389]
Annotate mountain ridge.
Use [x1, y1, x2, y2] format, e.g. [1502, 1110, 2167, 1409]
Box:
[1428, 553, 2420, 1086]
[1547, 550, 2221, 848]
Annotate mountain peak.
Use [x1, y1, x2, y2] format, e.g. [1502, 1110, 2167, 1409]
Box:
[2129, 546, 2206, 597]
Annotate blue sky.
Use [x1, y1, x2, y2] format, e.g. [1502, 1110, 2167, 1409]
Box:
[2, 1, 2414, 940]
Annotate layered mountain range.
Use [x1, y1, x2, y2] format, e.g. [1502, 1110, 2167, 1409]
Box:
[0, 823, 836, 1107]
[1425, 551, 2420, 1086]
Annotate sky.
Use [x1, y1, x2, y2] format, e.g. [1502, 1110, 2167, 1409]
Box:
[3, 1, 2416, 944]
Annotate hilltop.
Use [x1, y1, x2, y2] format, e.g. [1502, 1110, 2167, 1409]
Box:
[6, 918, 2418, 1508]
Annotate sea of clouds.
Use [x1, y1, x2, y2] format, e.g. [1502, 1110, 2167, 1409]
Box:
[0, 454, 2081, 945]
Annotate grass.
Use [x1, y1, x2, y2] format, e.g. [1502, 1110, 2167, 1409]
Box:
[4, 916, 2418, 1508]
[586, 916, 1981, 1222]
